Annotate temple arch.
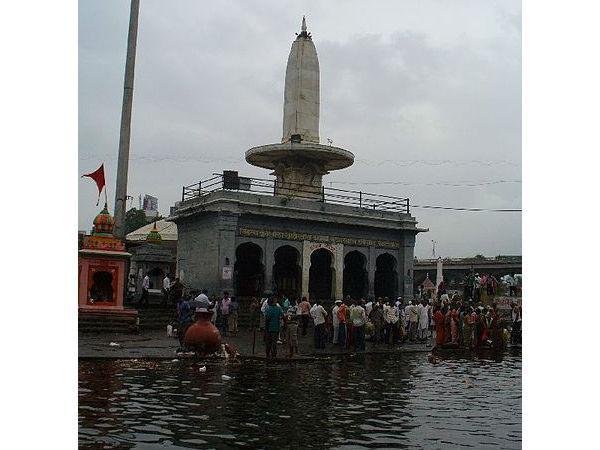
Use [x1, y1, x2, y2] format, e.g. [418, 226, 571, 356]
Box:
[273, 245, 301, 299]
[343, 250, 368, 299]
[309, 248, 334, 301]
[234, 242, 264, 297]
[374, 253, 398, 299]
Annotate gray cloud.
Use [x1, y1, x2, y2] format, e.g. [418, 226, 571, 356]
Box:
[79, 0, 521, 258]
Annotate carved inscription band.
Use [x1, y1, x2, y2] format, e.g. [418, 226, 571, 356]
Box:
[239, 227, 400, 249]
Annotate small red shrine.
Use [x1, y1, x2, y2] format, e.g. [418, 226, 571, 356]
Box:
[79, 204, 137, 328]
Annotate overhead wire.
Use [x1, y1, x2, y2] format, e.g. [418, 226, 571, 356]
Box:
[329, 179, 521, 187]
[410, 204, 521, 212]
[79, 154, 521, 167]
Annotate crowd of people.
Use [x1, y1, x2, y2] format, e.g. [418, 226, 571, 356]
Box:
[137, 273, 522, 358]
[249, 293, 522, 359]
[128, 272, 185, 308]
[431, 293, 522, 350]
[461, 272, 521, 302]
[169, 289, 240, 349]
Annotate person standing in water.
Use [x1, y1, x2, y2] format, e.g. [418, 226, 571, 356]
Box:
[351, 300, 367, 351]
[264, 297, 284, 359]
[337, 299, 348, 349]
[433, 306, 445, 347]
[298, 296, 311, 336]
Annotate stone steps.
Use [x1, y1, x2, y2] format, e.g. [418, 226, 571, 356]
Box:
[136, 306, 177, 330]
[78, 310, 139, 334]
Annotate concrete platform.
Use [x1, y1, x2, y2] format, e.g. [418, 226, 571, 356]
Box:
[78, 328, 439, 360]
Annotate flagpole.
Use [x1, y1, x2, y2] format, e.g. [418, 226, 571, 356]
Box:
[113, 0, 140, 239]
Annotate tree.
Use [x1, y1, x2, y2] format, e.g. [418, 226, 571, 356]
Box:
[124, 208, 148, 235]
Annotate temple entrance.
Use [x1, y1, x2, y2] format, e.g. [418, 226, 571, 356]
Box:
[309, 248, 334, 300]
[273, 245, 301, 299]
[89, 271, 114, 302]
[343, 251, 367, 299]
[147, 267, 164, 290]
[374, 253, 398, 299]
[234, 243, 264, 297]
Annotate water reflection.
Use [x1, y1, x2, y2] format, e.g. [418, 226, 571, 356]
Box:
[79, 352, 521, 449]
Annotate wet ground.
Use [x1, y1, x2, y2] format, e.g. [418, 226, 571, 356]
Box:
[79, 350, 521, 449]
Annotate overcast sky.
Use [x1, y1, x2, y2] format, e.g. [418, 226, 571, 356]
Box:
[79, 0, 521, 259]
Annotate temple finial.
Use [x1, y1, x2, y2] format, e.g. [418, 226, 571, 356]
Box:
[301, 16, 307, 32]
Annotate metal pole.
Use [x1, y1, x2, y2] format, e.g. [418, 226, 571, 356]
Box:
[359, 191, 362, 208]
[113, 0, 140, 239]
[181, 186, 185, 202]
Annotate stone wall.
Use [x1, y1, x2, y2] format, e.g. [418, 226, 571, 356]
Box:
[175, 213, 220, 293]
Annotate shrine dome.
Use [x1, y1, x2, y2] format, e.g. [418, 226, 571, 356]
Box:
[93, 204, 114, 236]
[146, 222, 162, 243]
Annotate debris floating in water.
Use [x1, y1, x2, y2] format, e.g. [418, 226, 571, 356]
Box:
[221, 375, 232, 380]
[109, 342, 120, 347]
[198, 366, 207, 373]
[171, 359, 179, 363]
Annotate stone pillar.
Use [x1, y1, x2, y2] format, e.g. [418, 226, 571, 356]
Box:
[264, 237, 274, 294]
[367, 246, 376, 298]
[334, 244, 344, 300]
[217, 212, 238, 294]
[399, 233, 416, 301]
[301, 240, 310, 299]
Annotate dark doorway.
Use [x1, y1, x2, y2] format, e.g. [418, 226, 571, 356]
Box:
[234, 243, 264, 297]
[374, 253, 398, 299]
[147, 267, 164, 290]
[273, 245, 301, 299]
[309, 248, 333, 300]
[343, 251, 367, 299]
[90, 271, 114, 302]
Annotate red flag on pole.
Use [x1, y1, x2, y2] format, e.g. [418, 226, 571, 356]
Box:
[82, 164, 106, 206]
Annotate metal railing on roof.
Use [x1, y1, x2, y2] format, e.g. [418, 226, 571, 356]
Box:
[181, 172, 410, 214]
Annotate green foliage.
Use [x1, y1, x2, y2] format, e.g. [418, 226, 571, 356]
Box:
[124, 208, 148, 234]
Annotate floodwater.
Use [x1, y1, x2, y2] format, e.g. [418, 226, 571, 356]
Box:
[79, 351, 521, 449]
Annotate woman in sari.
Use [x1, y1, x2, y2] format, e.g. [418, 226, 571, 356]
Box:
[479, 308, 490, 345]
[444, 308, 452, 343]
[462, 307, 474, 348]
[489, 304, 503, 349]
[433, 307, 445, 347]
[450, 308, 460, 343]
[472, 308, 480, 347]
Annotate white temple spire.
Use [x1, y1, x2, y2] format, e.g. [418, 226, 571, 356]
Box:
[282, 17, 320, 143]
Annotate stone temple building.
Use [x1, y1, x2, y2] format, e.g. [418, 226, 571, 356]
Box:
[170, 18, 426, 303]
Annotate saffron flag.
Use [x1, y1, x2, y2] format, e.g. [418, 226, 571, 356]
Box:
[82, 164, 106, 206]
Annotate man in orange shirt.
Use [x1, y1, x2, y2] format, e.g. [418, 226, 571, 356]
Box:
[336, 300, 347, 349]
[298, 296, 311, 336]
